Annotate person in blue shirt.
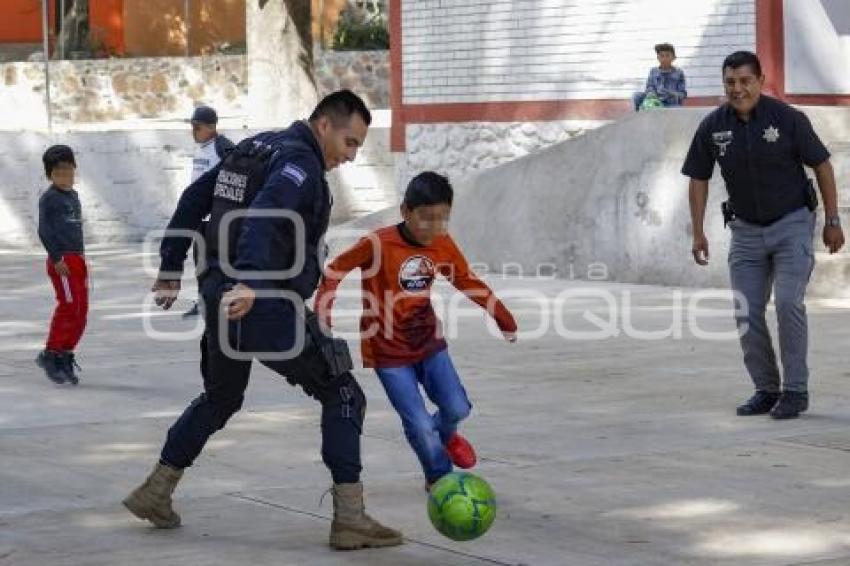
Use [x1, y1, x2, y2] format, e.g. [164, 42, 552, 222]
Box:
[122, 90, 402, 550]
[633, 43, 688, 111]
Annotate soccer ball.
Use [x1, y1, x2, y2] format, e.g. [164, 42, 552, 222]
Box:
[427, 472, 497, 541]
[640, 93, 665, 110]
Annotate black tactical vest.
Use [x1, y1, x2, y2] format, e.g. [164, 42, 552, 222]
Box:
[204, 137, 331, 298]
[204, 138, 277, 264]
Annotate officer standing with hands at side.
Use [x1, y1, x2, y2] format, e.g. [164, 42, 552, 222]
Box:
[683, 51, 844, 420]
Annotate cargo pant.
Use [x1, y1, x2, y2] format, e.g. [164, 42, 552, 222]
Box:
[728, 207, 816, 393]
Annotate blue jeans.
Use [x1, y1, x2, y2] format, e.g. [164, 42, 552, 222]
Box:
[375, 349, 472, 483]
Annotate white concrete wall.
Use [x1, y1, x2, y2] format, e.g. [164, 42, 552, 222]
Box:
[329, 121, 398, 223]
[785, 0, 850, 94]
[401, 0, 756, 104]
[446, 107, 850, 298]
[0, 126, 396, 248]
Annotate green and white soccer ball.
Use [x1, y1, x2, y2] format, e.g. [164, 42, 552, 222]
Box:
[427, 472, 497, 541]
[641, 93, 665, 110]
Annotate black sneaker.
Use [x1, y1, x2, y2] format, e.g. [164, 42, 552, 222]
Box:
[736, 390, 780, 416]
[36, 350, 68, 384]
[182, 301, 200, 318]
[59, 352, 81, 386]
[770, 391, 809, 420]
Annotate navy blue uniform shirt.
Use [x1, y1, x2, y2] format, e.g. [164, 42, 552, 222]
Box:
[159, 121, 331, 300]
[682, 95, 830, 225]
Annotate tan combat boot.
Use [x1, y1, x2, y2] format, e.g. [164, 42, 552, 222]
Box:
[329, 482, 403, 550]
[122, 462, 184, 528]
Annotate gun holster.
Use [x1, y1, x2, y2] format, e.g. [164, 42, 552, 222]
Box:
[805, 179, 819, 212]
[721, 200, 736, 228]
[305, 309, 353, 378]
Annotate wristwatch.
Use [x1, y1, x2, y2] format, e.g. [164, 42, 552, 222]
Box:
[827, 215, 841, 228]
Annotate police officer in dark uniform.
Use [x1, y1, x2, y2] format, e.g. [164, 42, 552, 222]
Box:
[683, 51, 845, 420]
[123, 91, 402, 550]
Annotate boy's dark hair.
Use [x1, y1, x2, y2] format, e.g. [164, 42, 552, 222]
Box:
[42, 144, 76, 178]
[309, 89, 372, 127]
[403, 171, 453, 210]
[654, 43, 676, 57]
[722, 50, 763, 77]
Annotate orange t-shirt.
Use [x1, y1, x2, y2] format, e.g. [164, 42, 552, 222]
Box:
[315, 224, 517, 368]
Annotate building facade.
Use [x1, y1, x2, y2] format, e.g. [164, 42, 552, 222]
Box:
[390, 0, 850, 183]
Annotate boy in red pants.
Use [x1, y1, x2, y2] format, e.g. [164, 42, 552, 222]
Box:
[36, 145, 87, 385]
[315, 171, 517, 488]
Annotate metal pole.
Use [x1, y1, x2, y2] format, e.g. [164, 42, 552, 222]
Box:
[59, 0, 65, 60]
[185, 0, 190, 57]
[319, 0, 325, 50]
[41, 0, 53, 133]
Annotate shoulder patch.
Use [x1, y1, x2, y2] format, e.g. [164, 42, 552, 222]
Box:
[281, 163, 308, 186]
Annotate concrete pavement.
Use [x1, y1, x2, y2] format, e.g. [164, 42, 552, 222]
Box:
[3, 245, 850, 565]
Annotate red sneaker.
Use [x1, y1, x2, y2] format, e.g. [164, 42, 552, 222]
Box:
[445, 433, 477, 469]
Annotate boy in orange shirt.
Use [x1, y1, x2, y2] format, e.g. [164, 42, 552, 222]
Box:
[315, 172, 517, 487]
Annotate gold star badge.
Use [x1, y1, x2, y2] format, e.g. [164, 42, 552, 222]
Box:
[763, 125, 780, 143]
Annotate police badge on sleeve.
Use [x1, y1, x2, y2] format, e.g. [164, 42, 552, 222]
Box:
[281, 163, 307, 186]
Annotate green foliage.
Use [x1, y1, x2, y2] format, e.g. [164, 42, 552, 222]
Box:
[332, 6, 389, 51]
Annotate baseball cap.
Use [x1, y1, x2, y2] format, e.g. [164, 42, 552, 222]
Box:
[189, 105, 218, 125]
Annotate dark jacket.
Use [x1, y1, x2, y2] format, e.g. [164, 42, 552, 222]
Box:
[38, 186, 84, 262]
[159, 121, 331, 301]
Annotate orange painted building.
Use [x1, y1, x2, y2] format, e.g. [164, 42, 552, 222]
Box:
[123, 0, 245, 57]
[0, 0, 245, 58]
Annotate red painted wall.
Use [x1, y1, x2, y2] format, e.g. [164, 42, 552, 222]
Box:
[0, 0, 45, 43]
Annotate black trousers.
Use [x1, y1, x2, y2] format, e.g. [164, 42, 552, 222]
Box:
[160, 268, 365, 483]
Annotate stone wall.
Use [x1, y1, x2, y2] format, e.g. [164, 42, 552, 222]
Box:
[314, 49, 389, 109]
[0, 49, 395, 247]
[0, 49, 389, 131]
[0, 55, 248, 129]
[394, 119, 606, 191]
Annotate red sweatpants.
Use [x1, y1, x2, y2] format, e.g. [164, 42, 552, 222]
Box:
[46, 253, 88, 352]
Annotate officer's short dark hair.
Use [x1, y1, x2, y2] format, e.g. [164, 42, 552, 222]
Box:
[309, 89, 372, 127]
[654, 43, 675, 57]
[403, 171, 453, 210]
[42, 144, 76, 178]
[723, 50, 763, 77]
